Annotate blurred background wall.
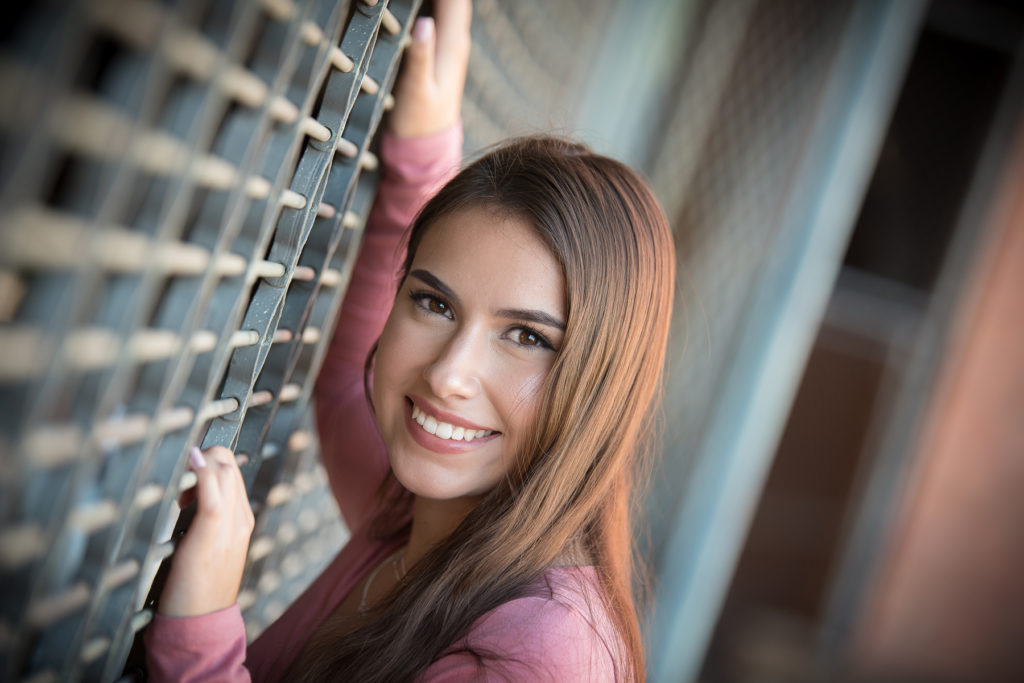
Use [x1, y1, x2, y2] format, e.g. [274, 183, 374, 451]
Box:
[0, 0, 1021, 681]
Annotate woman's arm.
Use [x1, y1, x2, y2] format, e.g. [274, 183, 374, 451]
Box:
[314, 0, 470, 530]
[145, 446, 254, 682]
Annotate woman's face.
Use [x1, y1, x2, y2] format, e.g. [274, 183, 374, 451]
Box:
[373, 205, 565, 505]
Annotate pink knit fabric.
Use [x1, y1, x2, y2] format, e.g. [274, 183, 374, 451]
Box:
[144, 124, 619, 681]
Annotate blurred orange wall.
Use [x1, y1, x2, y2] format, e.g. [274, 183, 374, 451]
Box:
[853, 120, 1024, 682]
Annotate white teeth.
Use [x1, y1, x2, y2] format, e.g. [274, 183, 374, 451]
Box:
[413, 405, 426, 426]
[411, 403, 492, 442]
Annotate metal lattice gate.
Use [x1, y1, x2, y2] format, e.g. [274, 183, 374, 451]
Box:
[0, 0, 419, 678]
[0, 0, 618, 680]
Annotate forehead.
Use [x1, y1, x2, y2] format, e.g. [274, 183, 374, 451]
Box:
[411, 206, 565, 314]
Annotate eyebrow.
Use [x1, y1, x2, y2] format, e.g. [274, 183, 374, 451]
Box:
[495, 307, 566, 332]
[410, 269, 460, 305]
[409, 268, 566, 332]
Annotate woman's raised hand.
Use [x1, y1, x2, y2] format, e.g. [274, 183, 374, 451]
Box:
[388, 0, 472, 138]
[158, 446, 255, 617]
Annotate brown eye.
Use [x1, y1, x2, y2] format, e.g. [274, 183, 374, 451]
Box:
[506, 326, 554, 351]
[409, 291, 454, 319]
[517, 330, 540, 346]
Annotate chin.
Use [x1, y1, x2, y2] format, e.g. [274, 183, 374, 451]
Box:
[390, 455, 495, 503]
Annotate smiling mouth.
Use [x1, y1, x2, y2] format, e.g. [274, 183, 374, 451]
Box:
[410, 402, 497, 442]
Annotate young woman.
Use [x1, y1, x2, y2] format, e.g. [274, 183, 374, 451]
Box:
[146, 1, 675, 680]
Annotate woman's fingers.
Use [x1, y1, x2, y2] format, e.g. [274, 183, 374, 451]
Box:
[433, 0, 472, 85]
[199, 445, 236, 467]
[178, 446, 244, 509]
[195, 446, 253, 529]
[405, 16, 437, 86]
[191, 445, 229, 513]
[388, 0, 471, 138]
[158, 446, 254, 617]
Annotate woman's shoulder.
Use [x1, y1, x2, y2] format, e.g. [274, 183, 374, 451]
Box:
[517, 565, 614, 633]
[491, 566, 615, 642]
[424, 566, 622, 681]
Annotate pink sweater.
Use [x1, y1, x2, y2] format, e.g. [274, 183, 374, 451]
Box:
[144, 125, 620, 681]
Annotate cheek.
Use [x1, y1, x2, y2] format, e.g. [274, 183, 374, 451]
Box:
[373, 315, 409, 410]
[373, 312, 441, 411]
[498, 367, 550, 443]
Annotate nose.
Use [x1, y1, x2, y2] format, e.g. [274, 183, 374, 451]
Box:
[423, 327, 484, 400]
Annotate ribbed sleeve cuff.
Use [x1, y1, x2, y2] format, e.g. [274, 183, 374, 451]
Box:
[380, 120, 464, 187]
[145, 604, 249, 681]
[148, 603, 244, 646]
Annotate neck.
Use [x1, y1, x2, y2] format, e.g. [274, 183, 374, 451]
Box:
[405, 495, 480, 567]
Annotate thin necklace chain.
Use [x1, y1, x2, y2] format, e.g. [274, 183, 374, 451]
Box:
[358, 546, 407, 614]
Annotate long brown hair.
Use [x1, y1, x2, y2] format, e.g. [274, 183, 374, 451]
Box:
[294, 136, 675, 681]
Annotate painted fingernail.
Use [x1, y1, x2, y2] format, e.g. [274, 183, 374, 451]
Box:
[189, 446, 207, 469]
[413, 16, 434, 44]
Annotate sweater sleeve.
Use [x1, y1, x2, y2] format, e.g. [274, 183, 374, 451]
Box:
[314, 123, 463, 530]
[144, 605, 251, 683]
